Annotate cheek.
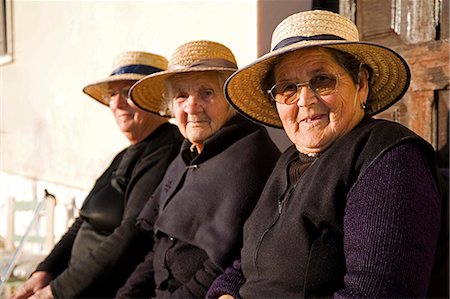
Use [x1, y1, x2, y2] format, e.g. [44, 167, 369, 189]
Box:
[276, 104, 299, 125]
[207, 103, 229, 126]
[173, 104, 184, 121]
[327, 94, 354, 125]
[172, 106, 187, 132]
[133, 109, 146, 121]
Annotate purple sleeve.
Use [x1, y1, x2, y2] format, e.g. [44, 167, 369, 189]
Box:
[206, 259, 245, 299]
[335, 141, 441, 298]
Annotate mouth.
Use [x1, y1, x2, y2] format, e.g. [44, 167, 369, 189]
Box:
[118, 113, 133, 119]
[187, 119, 209, 125]
[300, 114, 324, 124]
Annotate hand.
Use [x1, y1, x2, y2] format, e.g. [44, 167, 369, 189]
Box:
[28, 285, 53, 299]
[218, 295, 235, 299]
[8, 271, 53, 299]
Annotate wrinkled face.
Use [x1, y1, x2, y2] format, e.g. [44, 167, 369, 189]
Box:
[273, 48, 368, 155]
[169, 72, 235, 151]
[107, 80, 159, 141]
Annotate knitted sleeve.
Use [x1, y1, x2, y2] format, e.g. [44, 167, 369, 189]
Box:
[167, 258, 223, 298]
[335, 141, 441, 298]
[206, 259, 245, 299]
[115, 248, 156, 298]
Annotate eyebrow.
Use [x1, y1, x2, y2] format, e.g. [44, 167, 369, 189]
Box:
[306, 66, 333, 75]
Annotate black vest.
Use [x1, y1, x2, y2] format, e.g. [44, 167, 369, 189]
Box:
[240, 117, 444, 298]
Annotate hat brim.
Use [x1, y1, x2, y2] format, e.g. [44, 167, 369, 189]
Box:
[82, 74, 144, 106]
[225, 40, 411, 128]
[130, 67, 237, 116]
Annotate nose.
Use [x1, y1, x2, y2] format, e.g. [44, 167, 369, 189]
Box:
[183, 94, 202, 114]
[296, 85, 318, 108]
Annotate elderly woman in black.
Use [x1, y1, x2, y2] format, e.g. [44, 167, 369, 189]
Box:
[10, 52, 183, 299]
[115, 40, 280, 298]
[207, 10, 447, 299]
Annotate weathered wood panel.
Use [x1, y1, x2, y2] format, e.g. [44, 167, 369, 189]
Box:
[344, 0, 449, 168]
[441, 0, 449, 39]
[377, 90, 436, 144]
[395, 40, 449, 92]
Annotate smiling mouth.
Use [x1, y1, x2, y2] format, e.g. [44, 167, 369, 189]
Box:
[300, 114, 323, 123]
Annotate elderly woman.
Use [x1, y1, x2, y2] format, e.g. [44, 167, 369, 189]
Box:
[115, 40, 280, 298]
[207, 10, 447, 299]
[10, 52, 183, 299]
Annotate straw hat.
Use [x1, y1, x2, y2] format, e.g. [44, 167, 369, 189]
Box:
[130, 40, 238, 116]
[225, 10, 411, 128]
[83, 51, 168, 106]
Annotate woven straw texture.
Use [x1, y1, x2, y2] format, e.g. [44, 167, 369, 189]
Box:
[83, 51, 168, 106]
[130, 40, 237, 116]
[272, 9, 359, 47]
[225, 10, 410, 128]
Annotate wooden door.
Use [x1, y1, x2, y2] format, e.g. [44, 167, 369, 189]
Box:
[340, 0, 449, 171]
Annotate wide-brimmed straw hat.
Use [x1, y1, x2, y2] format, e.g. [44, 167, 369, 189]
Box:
[130, 40, 238, 116]
[83, 51, 168, 106]
[225, 10, 411, 128]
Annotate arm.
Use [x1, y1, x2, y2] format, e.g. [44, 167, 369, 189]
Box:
[35, 217, 82, 275]
[335, 142, 441, 298]
[206, 259, 245, 299]
[168, 258, 223, 298]
[49, 208, 149, 298]
[50, 145, 179, 298]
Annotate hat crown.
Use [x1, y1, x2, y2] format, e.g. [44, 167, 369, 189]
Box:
[271, 10, 360, 50]
[112, 51, 168, 72]
[83, 51, 168, 106]
[168, 40, 237, 70]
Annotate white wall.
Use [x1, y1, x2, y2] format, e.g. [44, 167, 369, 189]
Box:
[1, 0, 258, 191]
[0, 0, 259, 245]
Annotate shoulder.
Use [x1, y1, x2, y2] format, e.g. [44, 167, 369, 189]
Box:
[145, 122, 183, 146]
[138, 123, 182, 155]
[360, 119, 436, 170]
[333, 117, 436, 173]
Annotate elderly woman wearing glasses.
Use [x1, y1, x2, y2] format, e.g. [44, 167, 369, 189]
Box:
[115, 40, 280, 298]
[207, 10, 447, 299]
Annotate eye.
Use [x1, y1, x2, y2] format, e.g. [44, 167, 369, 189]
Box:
[276, 82, 298, 95]
[109, 89, 119, 97]
[199, 88, 215, 100]
[120, 87, 131, 98]
[174, 92, 188, 103]
[309, 73, 337, 92]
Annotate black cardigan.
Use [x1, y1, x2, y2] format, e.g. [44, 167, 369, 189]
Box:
[36, 123, 183, 298]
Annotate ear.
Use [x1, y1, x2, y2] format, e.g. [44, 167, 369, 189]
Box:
[358, 68, 370, 105]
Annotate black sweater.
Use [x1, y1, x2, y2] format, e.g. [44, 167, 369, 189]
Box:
[36, 123, 183, 298]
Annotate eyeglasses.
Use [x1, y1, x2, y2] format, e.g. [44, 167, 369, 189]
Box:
[102, 86, 131, 104]
[267, 73, 339, 105]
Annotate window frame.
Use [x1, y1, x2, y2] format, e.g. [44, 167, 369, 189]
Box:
[0, 0, 13, 65]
